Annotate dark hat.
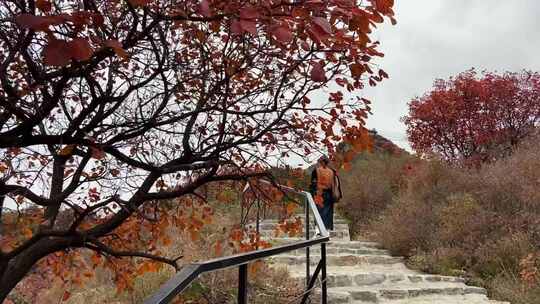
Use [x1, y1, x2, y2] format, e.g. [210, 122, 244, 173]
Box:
[318, 155, 330, 165]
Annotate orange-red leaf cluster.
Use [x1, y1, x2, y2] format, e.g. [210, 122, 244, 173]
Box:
[404, 69, 540, 164]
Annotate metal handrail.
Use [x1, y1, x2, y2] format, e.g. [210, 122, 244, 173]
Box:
[143, 182, 330, 304]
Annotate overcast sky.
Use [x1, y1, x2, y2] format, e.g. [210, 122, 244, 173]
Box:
[362, 0, 540, 150]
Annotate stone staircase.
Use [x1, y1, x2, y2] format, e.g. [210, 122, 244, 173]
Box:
[252, 214, 510, 304]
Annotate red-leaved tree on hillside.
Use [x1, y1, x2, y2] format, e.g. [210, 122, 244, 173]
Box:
[404, 69, 540, 164]
[0, 0, 395, 300]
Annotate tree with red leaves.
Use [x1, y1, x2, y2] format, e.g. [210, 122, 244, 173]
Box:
[404, 69, 540, 164]
[0, 0, 395, 300]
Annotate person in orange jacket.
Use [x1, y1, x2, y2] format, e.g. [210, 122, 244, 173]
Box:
[310, 156, 342, 232]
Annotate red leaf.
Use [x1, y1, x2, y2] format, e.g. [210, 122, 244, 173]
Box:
[92, 13, 105, 27]
[42, 39, 71, 67]
[71, 11, 92, 27]
[110, 168, 120, 177]
[70, 38, 93, 61]
[312, 17, 333, 35]
[240, 6, 259, 20]
[370, 12, 384, 23]
[231, 20, 242, 34]
[128, 0, 151, 7]
[15, 14, 53, 31]
[199, 0, 211, 17]
[36, 0, 52, 12]
[310, 62, 326, 82]
[350, 63, 365, 78]
[231, 19, 257, 35]
[62, 291, 71, 301]
[308, 26, 330, 44]
[335, 78, 348, 87]
[43, 14, 73, 27]
[301, 41, 310, 51]
[349, 14, 370, 33]
[240, 20, 257, 35]
[271, 25, 293, 44]
[375, 0, 395, 15]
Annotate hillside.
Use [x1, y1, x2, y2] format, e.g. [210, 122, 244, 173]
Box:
[367, 129, 407, 155]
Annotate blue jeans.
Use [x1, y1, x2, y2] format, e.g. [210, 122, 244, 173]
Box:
[316, 190, 334, 231]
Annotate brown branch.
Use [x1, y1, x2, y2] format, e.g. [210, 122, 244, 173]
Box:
[85, 239, 182, 271]
[0, 183, 52, 207]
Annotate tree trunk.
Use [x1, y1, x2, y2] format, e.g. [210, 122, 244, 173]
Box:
[0, 256, 35, 302]
[0, 236, 76, 302]
[44, 156, 67, 226]
[0, 194, 4, 235]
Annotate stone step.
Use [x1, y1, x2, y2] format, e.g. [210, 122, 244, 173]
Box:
[249, 222, 350, 231]
[259, 229, 350, 240]
[269, 239, 381, 249]
[289, 271, 466, 288]
[359, 294, 511, 304]
[260, 220, 349, 226]
[269, 254, 403, 267]
[312, 294, 508, 304]
[279, 264, 420, 276]
[311, 283, 488, 303]
[259, 217, 348, 225]
[279, 246, 390, 256]
[256, 226, 350, 232]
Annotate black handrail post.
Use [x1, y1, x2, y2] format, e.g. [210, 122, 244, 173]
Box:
[238, 264, 248, 304]
[305, 197, 310, 287]
[321, 243, 327, 304]
[256, 198, 260, 250]
[299, 260, 323, 304]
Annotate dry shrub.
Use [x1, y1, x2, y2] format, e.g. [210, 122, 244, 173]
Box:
[337, 152, 413, 238]
[489, 272, 540, 304]
[437, 194, 484, 246]
[407, 247, 469, 277]
[346, 134, 540, 303]
[171, 264, 301, 304]
[368, 160, 462, 256]
[369, 194, 439, 257]
[473, 233, 536, 279]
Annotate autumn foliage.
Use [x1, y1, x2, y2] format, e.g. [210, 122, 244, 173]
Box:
[0, 0, 395, 301]
[403, 69, 540, 164]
